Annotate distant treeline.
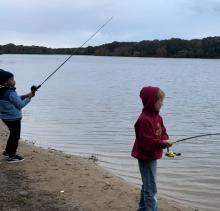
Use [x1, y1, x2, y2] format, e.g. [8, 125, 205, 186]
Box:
[1, 36, 220, 58]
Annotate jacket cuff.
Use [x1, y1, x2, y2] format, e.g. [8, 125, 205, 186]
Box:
[159, 140, 169, 149]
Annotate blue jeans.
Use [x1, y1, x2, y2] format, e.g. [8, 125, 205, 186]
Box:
[138, 160, 158, 211]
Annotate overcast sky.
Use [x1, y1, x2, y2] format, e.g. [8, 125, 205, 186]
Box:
[1, 0, 220, 48]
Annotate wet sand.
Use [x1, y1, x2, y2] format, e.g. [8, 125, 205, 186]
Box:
[0, 121, 197, 211]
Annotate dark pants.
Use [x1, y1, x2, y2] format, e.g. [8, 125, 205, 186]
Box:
[3, 119, 21, 157]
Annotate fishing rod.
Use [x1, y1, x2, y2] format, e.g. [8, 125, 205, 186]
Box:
[174, 133, 220, 143]
[31, 17, 113, 93]
[165, 133, 220, 158]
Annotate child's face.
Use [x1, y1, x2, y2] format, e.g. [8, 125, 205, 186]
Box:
[5, 77, 16, 87]
[155, 89, 165, 112]
[155, 96, 164, 112]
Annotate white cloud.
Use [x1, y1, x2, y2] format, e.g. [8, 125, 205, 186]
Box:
[1, 0, 220, 47]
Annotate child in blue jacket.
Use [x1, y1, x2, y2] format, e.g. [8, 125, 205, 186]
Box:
[0, 69, 35, 162]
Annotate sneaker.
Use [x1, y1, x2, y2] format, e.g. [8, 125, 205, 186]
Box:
[7, 155, 24, 163]
[2, 151, 9, 157]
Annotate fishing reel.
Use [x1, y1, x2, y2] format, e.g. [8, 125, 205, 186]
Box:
[31, 85, 41, 93]
[165, 147, 181, 158]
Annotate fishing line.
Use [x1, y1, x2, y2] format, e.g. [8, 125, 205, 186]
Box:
[31, 17, 113, 93]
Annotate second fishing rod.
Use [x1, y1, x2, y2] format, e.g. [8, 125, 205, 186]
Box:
[166, 133, 220, 158]
[30, 17, 113, 94]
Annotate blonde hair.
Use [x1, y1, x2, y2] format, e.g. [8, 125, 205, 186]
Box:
[157, 89, 165, 99]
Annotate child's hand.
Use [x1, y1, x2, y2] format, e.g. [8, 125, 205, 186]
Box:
[28, 92, 35, 98]
[160, 140, 173, 148]
[165, 140, 173, 147]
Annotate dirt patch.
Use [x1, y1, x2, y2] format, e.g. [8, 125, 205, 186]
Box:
[0, 121, 196, 211]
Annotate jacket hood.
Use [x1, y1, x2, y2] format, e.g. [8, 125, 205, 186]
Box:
[0, 69, 14, 85]
[140, 86, 160, 114]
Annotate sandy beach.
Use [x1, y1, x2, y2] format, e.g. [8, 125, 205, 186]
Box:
[0, 121, 197, 211]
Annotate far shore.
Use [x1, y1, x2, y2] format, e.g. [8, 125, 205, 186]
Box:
[0, 121, 197, 211]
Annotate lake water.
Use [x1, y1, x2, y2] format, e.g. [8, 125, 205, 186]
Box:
[1, 54, 220, 211]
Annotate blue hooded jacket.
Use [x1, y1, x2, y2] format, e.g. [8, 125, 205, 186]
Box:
[0, 86, 31, 120]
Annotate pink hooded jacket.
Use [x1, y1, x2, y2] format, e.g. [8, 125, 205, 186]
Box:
[131, 86, 169, 160]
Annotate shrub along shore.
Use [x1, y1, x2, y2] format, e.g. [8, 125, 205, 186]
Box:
[1, 36, 220, 58]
